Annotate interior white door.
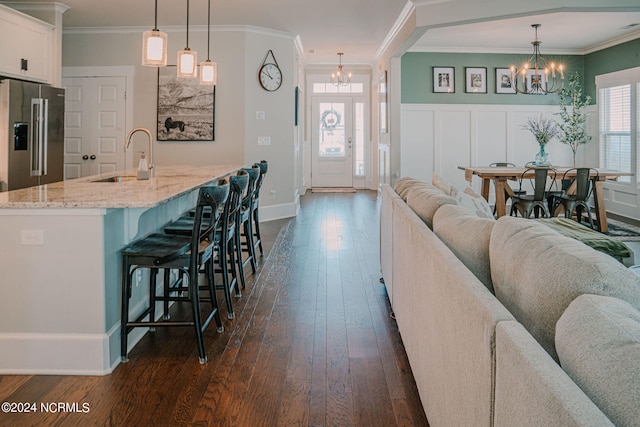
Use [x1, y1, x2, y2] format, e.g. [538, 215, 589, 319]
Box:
[311, 97, 354, 188]
[63, 76, 126, 179]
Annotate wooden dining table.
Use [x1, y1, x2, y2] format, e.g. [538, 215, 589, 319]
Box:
[459, 166, 633, 233]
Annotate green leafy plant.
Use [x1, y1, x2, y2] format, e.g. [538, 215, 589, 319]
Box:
[556, 72, 592, 167]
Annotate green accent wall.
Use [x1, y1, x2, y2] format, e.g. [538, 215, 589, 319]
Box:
[402, 52, 584, 105]
[584, 38, 640, 101]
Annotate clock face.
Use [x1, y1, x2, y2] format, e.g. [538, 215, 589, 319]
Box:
[259, 63, 282, 91]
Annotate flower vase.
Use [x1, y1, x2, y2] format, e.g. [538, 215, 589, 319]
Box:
[535, 143, 550, 166]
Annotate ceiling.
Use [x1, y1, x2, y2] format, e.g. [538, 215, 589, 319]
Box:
[3, 1, 640, 65]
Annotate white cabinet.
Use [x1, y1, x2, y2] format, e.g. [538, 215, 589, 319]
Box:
[0, 4, 53, 83]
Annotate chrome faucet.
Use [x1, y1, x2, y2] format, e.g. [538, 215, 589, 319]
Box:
[125, 128, 154, 178]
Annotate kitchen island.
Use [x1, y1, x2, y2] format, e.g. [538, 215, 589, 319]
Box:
[0, 164, 242, 375]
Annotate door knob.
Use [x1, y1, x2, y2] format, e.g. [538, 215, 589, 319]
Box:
[82, 155, 88, 160]
[90, 155, 97, 160]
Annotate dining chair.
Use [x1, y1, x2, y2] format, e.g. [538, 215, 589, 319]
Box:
[551, 167, 598, 229]
[510, 167, 557, 218]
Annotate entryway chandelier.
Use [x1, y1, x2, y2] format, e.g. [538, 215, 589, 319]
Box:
[510, 24, 565, 94]
[331, 53, 351, 87]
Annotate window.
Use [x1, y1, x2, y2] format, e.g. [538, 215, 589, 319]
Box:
[312, 82, 363, 94]
[599, 84, 631, 182]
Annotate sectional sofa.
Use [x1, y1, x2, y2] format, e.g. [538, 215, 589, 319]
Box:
[380, 178, 640, 427]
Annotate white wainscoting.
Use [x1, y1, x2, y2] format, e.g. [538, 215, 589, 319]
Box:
[400, 103, 574, 203]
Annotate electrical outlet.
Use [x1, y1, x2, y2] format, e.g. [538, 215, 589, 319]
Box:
[21, 229, 44, 245]
[270, 189, 276, 199]
[256, 111, 265, 120]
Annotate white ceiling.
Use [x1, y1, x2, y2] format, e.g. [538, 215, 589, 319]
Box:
[3, 1, 640, 65]
[411, 12, 640, 55]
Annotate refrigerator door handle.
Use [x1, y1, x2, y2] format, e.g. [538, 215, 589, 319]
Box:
[42, 99, 48, 176]
[30, 98, 45, 177]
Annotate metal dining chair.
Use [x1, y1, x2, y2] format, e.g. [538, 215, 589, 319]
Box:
[510, 167, 557, 218]
[551, 167, 598, 229]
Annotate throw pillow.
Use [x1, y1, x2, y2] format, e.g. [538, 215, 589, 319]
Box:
[449, 185, 495, 219]
[556, 294, 640, 427]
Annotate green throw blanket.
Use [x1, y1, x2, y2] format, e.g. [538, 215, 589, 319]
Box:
[536, 217, 632, 263]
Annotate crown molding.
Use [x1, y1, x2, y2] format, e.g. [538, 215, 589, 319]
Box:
[63, 24, 296, 39]
[376, 0, 416, 60]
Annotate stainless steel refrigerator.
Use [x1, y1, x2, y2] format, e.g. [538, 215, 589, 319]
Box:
[0, 79, 65, 192]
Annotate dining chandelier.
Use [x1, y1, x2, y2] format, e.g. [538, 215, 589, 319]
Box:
[510, 24, 565, 94]
[331, 53, 351, 86]
[177, 0, 198, 78]
[141, 0, 167, 67]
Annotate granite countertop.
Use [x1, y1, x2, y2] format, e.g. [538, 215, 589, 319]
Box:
[0, 164, 243, 209]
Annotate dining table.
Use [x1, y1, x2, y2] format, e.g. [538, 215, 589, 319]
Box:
[459, 165, 633, 233]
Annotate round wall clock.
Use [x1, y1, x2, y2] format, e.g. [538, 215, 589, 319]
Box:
[258, 50, 282, 92]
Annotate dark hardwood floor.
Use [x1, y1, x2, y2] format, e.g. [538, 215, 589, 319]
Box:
[0, 190, 428, 427]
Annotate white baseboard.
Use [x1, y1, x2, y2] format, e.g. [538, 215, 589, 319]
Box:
[258, 199, 299, 222]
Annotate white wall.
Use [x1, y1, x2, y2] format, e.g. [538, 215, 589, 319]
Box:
[400, 103, 574, 201]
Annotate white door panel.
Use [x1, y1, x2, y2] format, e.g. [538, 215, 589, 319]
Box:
[311, 97, 353, 187]
[63, 76, 126, 179]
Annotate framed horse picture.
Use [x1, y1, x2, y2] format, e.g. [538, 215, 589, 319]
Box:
[157, 66, 216, 141]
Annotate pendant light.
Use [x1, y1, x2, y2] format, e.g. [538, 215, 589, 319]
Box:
[199, 0, 217, 85]
[177, 0, 197, 78]
[142, 0, 167, 67]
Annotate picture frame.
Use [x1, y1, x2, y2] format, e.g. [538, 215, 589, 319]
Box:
[379, 70, 388, 134]
[433, 66, 455, 93]
[526, 69, 546, 95]
[495, 68, 516, 94]
[465, 67, 487, 93]
[157, 66, 216, 141]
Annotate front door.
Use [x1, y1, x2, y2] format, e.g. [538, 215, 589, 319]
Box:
[63, 76, 126, 179]
[311, 97, 353, 188]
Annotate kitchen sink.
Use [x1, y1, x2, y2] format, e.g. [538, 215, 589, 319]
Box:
[91, 175, 138, 183]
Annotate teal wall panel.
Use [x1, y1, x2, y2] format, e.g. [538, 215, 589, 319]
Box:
[401, 52, 584, 105]
[584, 38, 640, 100]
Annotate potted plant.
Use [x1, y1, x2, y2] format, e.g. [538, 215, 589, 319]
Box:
[556, 72, 592, 167]
[522, 114, 559, 166]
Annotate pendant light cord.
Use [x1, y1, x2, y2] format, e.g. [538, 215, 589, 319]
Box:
[186, 0, 190, 48]
[206, 0, 211, 60]
[154, 0, 158, 30]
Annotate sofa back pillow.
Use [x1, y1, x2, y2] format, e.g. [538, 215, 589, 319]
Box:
[556, 294, 640, 427]
[432, 172, 453, 195]
[406, 186, 457, 229]
[394, 177, 437, 201]
[490, 216, 640, 361]
[433, 204, 496, 293]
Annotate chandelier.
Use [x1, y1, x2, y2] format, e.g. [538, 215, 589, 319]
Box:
[510, 24, 564, 94]
[331, 53, 351, 86]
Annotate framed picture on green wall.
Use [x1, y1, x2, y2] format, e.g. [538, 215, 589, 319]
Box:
[495, 68, 516, 94]
[433, 67, 455, 93]
[465, 67, 487, 93]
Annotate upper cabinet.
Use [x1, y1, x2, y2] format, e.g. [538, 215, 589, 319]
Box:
[0, 4, 54, 83]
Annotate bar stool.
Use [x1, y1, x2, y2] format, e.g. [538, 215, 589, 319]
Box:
[120, 180, 229, 364]
[252, 160, 269, 256]
[164, 170, 249, 319]
[239, 165, 261, 275]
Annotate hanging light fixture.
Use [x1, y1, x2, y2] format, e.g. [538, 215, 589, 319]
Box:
[142, 0, 167, 67]
[177, 0, 197, 78]
[510, 24, 565, 94]
[199, 0, 217, 85]
[331, 53, 351, 87]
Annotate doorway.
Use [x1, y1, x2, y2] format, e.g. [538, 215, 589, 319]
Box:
[311, 96, 354, 188]
[62, 75, 127, 179]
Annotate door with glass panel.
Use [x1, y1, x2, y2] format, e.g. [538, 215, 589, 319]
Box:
[311, 97, 353, 187]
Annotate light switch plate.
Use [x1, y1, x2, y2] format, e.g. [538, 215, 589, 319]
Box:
[21, 229, 44, 245]
[258, 136, 271, 146]
[256, 111, 266, 120]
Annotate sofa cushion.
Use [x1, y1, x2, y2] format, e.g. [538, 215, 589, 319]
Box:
[556, 294, 640, 427]
[489, 216, 640, 361]
[406, 186, 457, 229]
[449, 185, 495, 219]
[433, 204, 495, 293]
[394, 177, 436, 201]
